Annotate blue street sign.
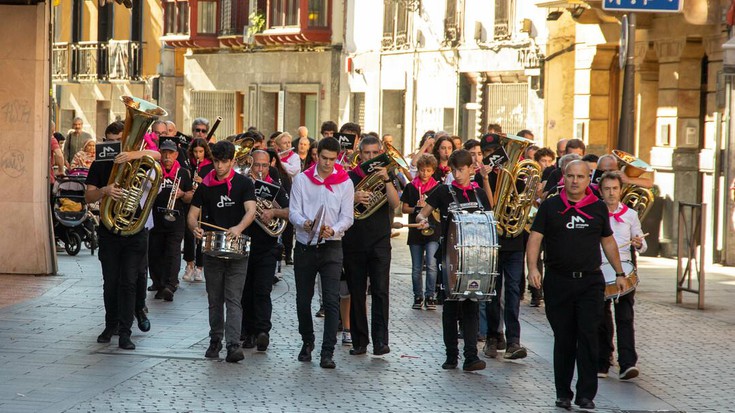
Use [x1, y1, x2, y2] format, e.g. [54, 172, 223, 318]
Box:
[603, 0, 682, 13]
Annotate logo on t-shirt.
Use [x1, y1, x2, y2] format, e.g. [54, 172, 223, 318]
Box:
[162, 178, 174, 189]
[566, 215, 589, 230]
[217, 195, 234, 208]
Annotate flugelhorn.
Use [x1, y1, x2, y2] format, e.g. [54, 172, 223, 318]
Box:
[100, 96, 165, 236]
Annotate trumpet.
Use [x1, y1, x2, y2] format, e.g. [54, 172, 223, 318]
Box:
[163, 176, 181, 222]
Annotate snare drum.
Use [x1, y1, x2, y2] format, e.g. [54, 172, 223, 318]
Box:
[600, 260, 638, 300]
[202, 231, 250, 260]
[443, 211, 500, 301]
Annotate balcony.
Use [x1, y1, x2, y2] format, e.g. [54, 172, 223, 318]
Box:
[161, 0, 221, 48]
[52, 41, 143, 83]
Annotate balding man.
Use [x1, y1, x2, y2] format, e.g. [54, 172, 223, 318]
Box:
[596, 154, 653, 189]
[527, 160, 625, 410]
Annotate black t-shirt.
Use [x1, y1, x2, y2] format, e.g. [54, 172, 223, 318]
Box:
[530, 195, 613, 272]
[192, 162, 214, 182]
[247, 180, 289, 254]
[151, 167, 193, 232]
[343, 171, 391, 251]
[400, 183, 440, 245]
[484, 170, 525, 252]
[543, 167, 562, 193]
[541, 164, 557, 182]
[191, 172, 256, 230]
[426, 183, 491, 239]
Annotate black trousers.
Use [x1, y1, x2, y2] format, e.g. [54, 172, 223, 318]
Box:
[136, 244, 148, 312]
[443, 300, 479, 359]
[282, 223, 294, 259]
[544, 269, 604, 401]
[241, 247, 277, 336]
[183, 205, 195, 262]
[98, 229, 148, 336]
[598, 290, 637, 371]
[344, 242, 391, 349]
[294, 241, 343, 356]
[148, 230, 184, 290]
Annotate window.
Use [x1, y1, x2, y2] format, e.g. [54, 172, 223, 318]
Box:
[307, 0, 327, 27]
[164, 1, 190, 35]
[198, 0, 217, 34]
[178, 2, 190, 34]
[494, 0, 512, 40]
[382, 0, 411, 50]
[190, 91, 239, 137]
[220, 0, 249, 35]
[484, 83, 528, 134]
[444, 0, 463, 46]
[269, 0, 299, 28]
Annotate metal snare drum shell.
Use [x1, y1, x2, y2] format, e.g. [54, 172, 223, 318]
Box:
[444, 211, 499, 301]
[202, 231, 250, 260]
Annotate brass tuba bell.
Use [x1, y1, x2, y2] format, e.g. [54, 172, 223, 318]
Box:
[99, 96, 166, 236]
[612, 149, 655, 220]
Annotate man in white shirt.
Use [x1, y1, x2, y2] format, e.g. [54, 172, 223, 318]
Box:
[276, 132, 301, 177]
[289, 137, 354, 369]
[597, 171, 646, 381]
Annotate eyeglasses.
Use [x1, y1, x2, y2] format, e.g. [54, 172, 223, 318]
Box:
[194, 128, 208, 133]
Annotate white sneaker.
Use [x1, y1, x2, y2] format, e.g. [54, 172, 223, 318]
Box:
[193, 268, 204, 282]
[342, 330, 352, 345]
[182, 266, 194, 282]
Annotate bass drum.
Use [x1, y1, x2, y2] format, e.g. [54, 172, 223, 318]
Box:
[443, 211, 499, 301]
[202, 231, 250, 260]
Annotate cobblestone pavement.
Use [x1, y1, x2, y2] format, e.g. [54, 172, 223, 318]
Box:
[0, 233, 734, 412]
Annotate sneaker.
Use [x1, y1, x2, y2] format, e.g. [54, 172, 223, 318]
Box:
[182, 266, 194, 282]
[477, 335, 486, 343]
[255, 332, 269, 352]
[242, 335, 256, 349]
[503, 343, 528, 360]
[205, 340, 222, 358]
[412, 296, 423, 309]
[342, 330, 352, 345]
[597, 371, 609, 378]
[463, 358, 486, 371]
[161, 287, 174, 302]
[193, 268, 204, 282]
[530, 297, 541, 307]
[483, 338, 498, 358]
[425, 297, 437, 310]
[442, 357, 458, 369]
[225, 344, 245, 363]
[619, 366, 639, 380]
[315, 306, 325, 318]
[497, 333, 507, 351]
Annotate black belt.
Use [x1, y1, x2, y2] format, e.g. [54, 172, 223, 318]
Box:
[297, 240, 341, 249]
[548, 268, 602, 279]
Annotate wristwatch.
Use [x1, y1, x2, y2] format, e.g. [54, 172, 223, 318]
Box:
[382, 178, 392, 183]
[615, 272, 626, 278]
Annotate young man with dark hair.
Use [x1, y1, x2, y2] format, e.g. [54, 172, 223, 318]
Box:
[320, 121, 338, 138]
[187, 140, 257, 363]
[416, 149, 491, 372]
[289, 137, 354, 369]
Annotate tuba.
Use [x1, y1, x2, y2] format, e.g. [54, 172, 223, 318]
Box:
[492, 135, 542, 238]
[100, 96, 166, 236]
[354, 143, 412, 220]
[612, 149, 655, 220]
[233, 136, 255, 175]
[253, 172, 287, 237]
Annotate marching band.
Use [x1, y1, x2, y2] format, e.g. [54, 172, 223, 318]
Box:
[88, 96, 652, 408]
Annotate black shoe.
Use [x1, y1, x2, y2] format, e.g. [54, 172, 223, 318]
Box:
[154, 289, 164, 299]
[273, 276, 281, 285]
[285, 256, 293, 265]
[373, 344, 390, 356]
[530, 297, 541, 307]
[412, 296, 423, 309]
[135, 309, 151, 332]
[242, 335, 256, 349]
[161, 287, 174, 302]
[575, 398, 595, 409]
[205, 340, 222, 359]
[497, 333, 507, 351]
[118, 335, 136, 350]
[225, 344, 245, 363]
[337, 319, 343, 332]
[147, 285, 158, 291]
[315, 307, 325, 318]
[297, 342, 314, 362]
[463, 358, 486, 371]
[555, 398, 572, 409]
[96, 326, 116, 343]
[319, 354, 336, 369]
[349, 346, 367, 355]
[442, 357, 458, 369]
[256, 332, 269, 351]
[503, 343, 528, 360]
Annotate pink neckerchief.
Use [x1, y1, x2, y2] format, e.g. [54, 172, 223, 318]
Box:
[197, 158, 212, 173]
[352, 164, 366, 178]
[451, 180, 479, 201]
[262, 173, 274, 184]
[281, 150, 295, 163]
[412, 176, 438, 196]
[559, 187, 598, 219]
[303, 163, 350, 192]
[609, 203, 629, 223]
[163, 160, 180, 181]
[202, 169, 235, 197]
[438, 164, 450, 176]
[143, 133, 158, 150]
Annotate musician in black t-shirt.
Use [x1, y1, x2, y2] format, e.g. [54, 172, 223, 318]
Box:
[526, 160, 625, 410]
[239, 150, 289, 352]
[187, 141, 257, 363]
[343, 136, 400, 357]
[148, 140, 193, 302]
[417, 149, 491, 372]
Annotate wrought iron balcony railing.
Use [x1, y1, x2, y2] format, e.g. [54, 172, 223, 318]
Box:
[53, 40, 143, 83]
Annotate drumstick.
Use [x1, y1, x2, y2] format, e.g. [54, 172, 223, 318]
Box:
[618, 233, 649, 249]
[391, 222, 424, 229]
[198, 221, 230, 232]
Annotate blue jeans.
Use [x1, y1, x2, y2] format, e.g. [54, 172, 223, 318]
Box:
[409, 242, 439, 298]
[486, 250, 524, 344]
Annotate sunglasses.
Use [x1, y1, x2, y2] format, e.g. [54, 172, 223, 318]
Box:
[194, 128, 208, 133]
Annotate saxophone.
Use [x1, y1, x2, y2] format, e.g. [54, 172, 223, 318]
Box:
[253, 172, 287, 237]
[100, 96, 166, 236]
[492, 135, 542, 238]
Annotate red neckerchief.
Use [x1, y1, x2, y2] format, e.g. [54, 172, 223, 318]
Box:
[451, 180, 479, 201]
[412, 176, 438, 196]
[281, 150, 295, 163]
[197, 158, 212, 173]
[352, 164, 366, 178]
[438, 164, 450, 176]
[263, 173, 273, 184]
[304, 163, 350, 192]
[143, 133, 158, 151]
[559, 187, 597, 219]
[609, 203, 629, 223]
[163, 160, 180, 181]
[202, 169, 235, 197]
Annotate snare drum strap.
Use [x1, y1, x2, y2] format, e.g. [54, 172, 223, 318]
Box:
[447, 184, 484, 212]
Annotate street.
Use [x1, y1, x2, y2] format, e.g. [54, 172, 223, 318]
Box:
[0, 233, 734, 412]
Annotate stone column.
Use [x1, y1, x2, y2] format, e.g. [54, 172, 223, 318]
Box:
[573, 43, 617, 154]
[634, 39, 658, 164]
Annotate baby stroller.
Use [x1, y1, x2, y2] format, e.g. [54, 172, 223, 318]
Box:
[52, 170, 98, 256]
